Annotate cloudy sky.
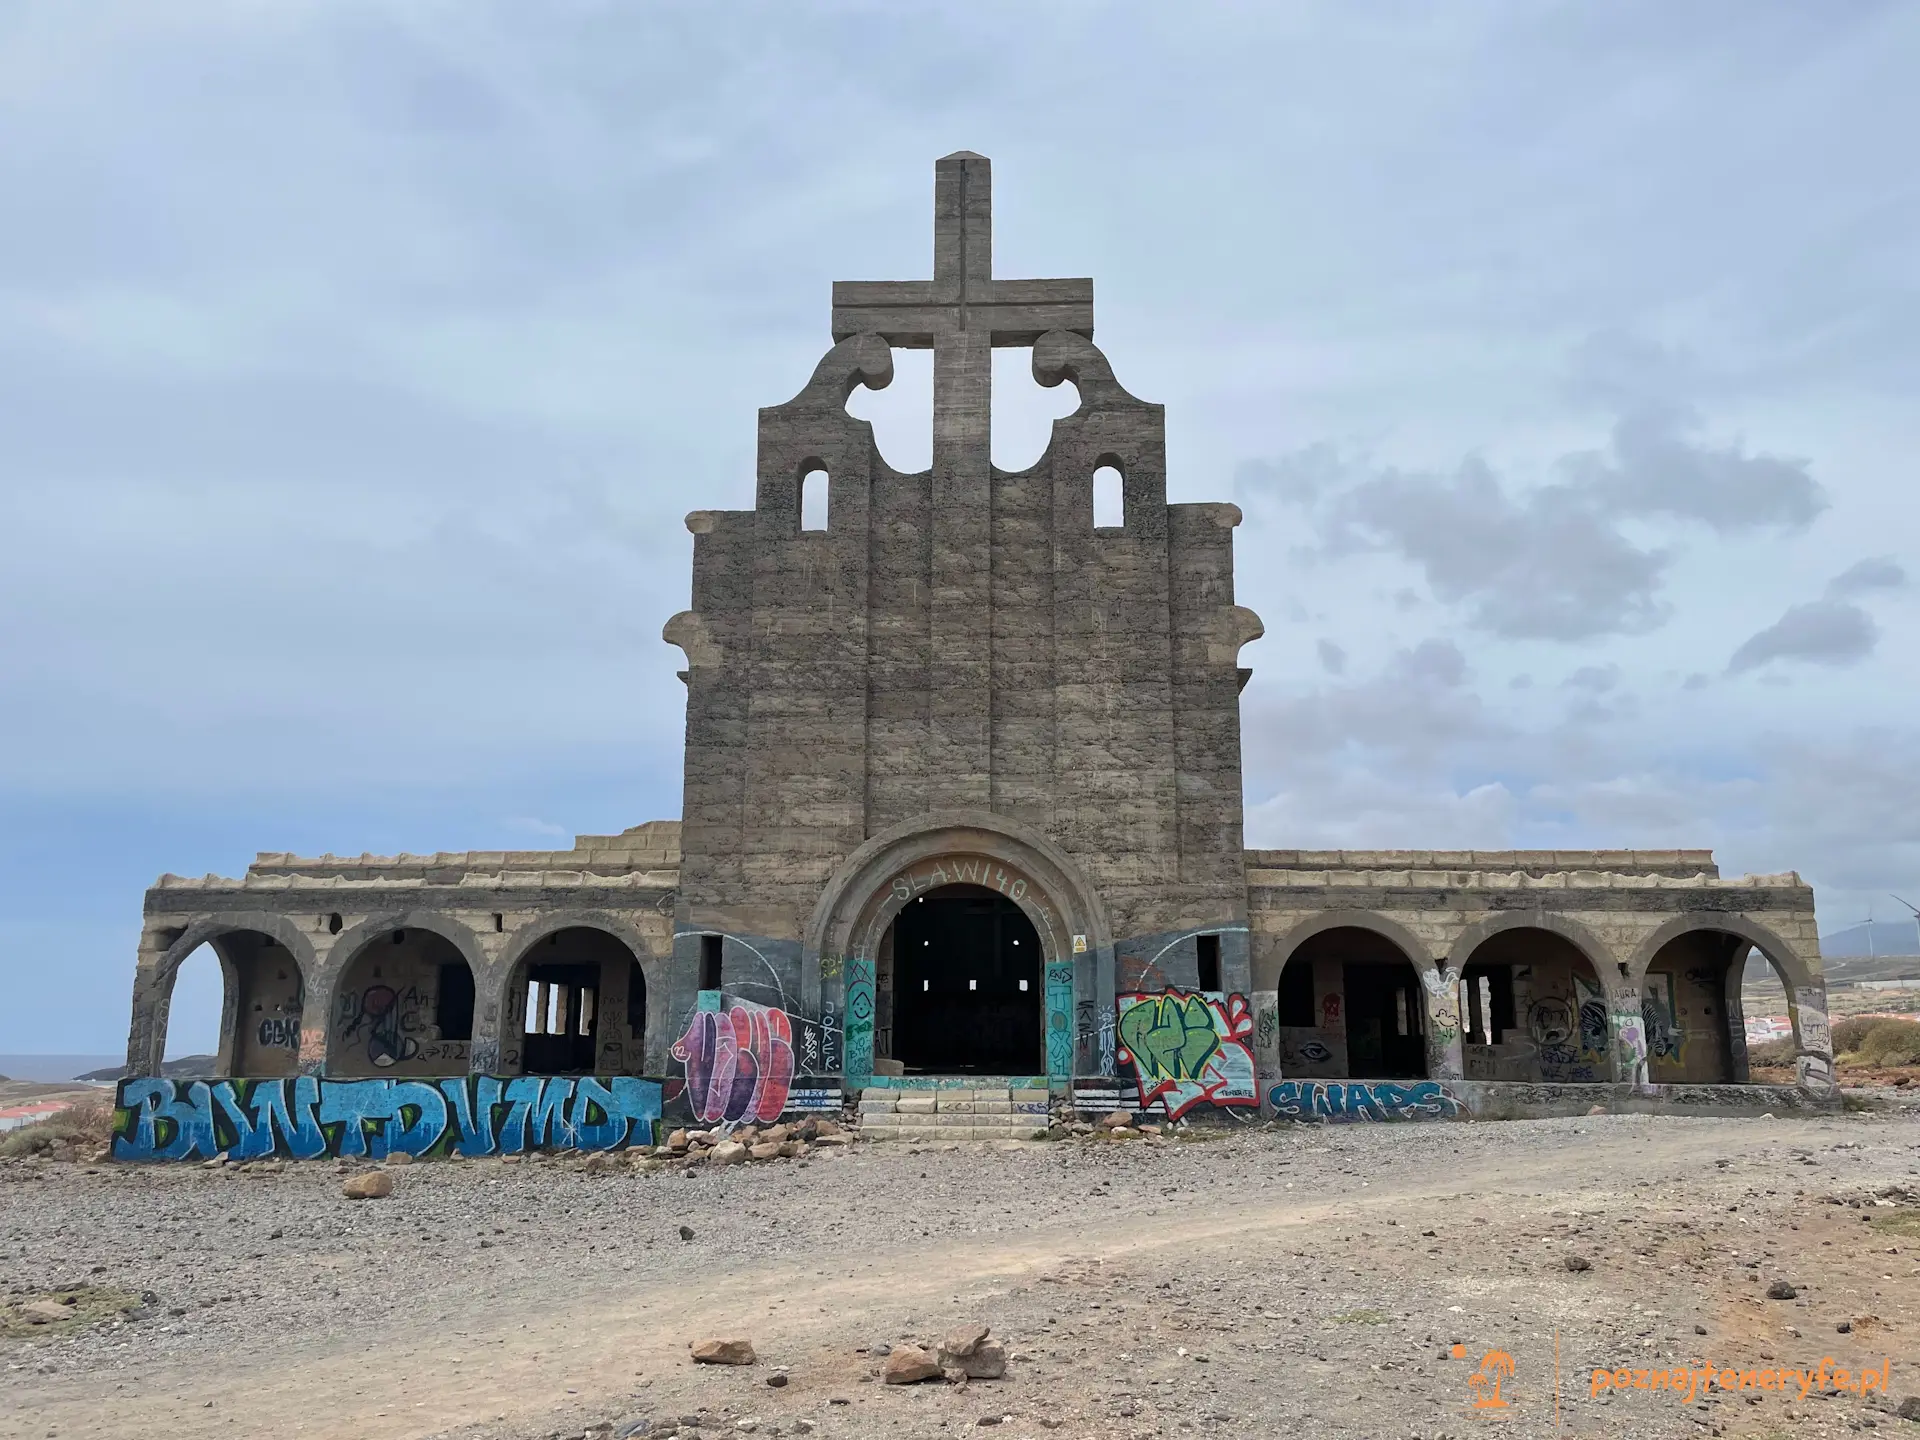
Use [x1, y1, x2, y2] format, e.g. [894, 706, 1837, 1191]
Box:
[2, 2, 1915, 1055]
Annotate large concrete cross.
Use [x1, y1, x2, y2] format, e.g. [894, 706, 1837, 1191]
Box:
[831, 150, 1093, 478]
[829, 151, 1095, 808]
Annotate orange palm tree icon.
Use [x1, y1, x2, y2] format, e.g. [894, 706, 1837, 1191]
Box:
[1469, 1350, 1516, 1409]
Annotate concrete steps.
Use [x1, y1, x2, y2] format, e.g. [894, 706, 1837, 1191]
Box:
[857, 1086, 1052, 1141]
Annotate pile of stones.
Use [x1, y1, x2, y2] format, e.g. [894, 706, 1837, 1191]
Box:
[872, 1323, 1009, 1385]
[651, 1117, 855, 1168]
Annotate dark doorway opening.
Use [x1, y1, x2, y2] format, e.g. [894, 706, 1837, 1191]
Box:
[1341, 962, 1425, 1077]
[890, 885, 1042, 1074]
[521, 962, 598, 1073]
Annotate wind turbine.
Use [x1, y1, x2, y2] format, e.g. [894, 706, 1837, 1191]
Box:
[1892, 895, 1920, 957]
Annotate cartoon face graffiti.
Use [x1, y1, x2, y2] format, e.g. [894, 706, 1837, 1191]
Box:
[1526, 998, 1573, 1050]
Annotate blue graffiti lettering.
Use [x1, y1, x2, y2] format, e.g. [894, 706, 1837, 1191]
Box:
[1268, 1079, 1466, 1122]
[111, 1075, 662, 1162]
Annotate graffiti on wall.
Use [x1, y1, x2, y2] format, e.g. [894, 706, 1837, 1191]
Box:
[1114, 990, 1257, 1118]
[1268, 1080, 1467, 1122]
[1613, 991, 1649, 1085]
[1045, 962, 1075, 1076]
[334, 984, 432, 1068]
[112, 1074, 662, 1162]
[672, 999, 795, 1125]
[1574, 973, 1609, 1072]
[1642, 973, 1683, 1065]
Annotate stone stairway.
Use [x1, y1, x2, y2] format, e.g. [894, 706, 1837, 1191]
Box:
[857, 1085, 1052, 1141]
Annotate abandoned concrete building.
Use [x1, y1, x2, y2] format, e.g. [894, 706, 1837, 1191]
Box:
[116, 154, 1835, 1156]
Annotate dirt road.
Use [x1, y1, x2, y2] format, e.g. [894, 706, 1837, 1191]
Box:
[5, 1110, 1919, 1440]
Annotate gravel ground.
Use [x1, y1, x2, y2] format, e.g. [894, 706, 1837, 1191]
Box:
[5, 1108, 1920, 1440]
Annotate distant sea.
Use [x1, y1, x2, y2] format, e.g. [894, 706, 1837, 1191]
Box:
[0, 1054, 121, 1084]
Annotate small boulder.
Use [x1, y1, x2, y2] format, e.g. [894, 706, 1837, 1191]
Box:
[882, 1345, 943, 1384]
[691, 1337, 757, 1366]
[666, 1129, 690, 1151]
[1895, 1395, 1920, 1422]
[939, 1325, 1006, 1379]
[679, 1225, 696, 1241]
[1766, 1280, 1798, 1300]
[385, 1151, 415, 1166]
[749, 1143, 782, 1161]
[20, 1299, 74, 1324]
[1586, 1104, 1608, 1116]
[709, 1141, 748, 1167]
[342, 1170, 394, 1200]
[1100, 1110, 1133, 1130]
[1563, 1254, 1591, 1272]
[766, 1372, 789, 1388]
[762, 1124, 791, 1144]
[777, 1141, 802, 1159]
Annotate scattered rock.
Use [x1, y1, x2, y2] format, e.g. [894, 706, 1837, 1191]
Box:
[384, 1151, 414, 1166]
[1586, 1104, 1607, 1116]
[1766, 1280, 1797, 1300]
[691, 1337, 757, 1366]
[20, 1299, 74, 1324]
[976, 1417, 1003, 1427]
[938, 1324, 1006, 1379]
[341, 1171, 394, 1200]
[1894, 1394, 1920, 1422]
[1563, 1255, 1591, 1272]
[679, 1225, 696, 1241]
[749, 1143, 782, 1161]
[1695, 1324, 1709, 1335]
[1099, 1111, 1133, 1130]
[882, 1344, 943, 1384]
[869, 1342, 892, 1357]
[766, 1373, 789, 1388]
[793, 1422, 815, 1434]
[614, 1418, 653, 1439]
[708, 1141, 748, 1167]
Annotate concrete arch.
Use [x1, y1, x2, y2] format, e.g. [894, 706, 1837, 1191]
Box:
[803, 810, 1115, 1006]
[130, 912, 322, 1077]
[152, 911, 320, 993]
[323, 910, 489, 1078]
[495, 910, 667, 1073]
[1624, 912, 1814, 995]
[1255, 909, 1439, 992]
[322, 909, 489, 987]
[1445, 910, 1626, 1004]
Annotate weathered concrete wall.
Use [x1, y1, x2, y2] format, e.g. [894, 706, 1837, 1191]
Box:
[127, 824, 680, 1081]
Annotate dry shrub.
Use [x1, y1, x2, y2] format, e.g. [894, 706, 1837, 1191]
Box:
[1746, 1036, 1797, 1066]
[1832, 1015, 1883, 1053]
[1847, 1018, 1920, 1068]
[0, 1094, 117, 1159]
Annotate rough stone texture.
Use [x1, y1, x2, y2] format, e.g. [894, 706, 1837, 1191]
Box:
[881, 1344, 943, 1384]
[690, 1338, 756, 1366]
[118, 153, 1830, 1112]
[340, 1171, 393, 1200]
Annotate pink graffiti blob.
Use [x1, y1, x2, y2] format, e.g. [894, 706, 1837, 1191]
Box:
[671, 1000, 795, 1125]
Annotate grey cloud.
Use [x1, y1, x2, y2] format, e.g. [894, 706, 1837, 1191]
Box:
[1563, 401, 1826, 533]
[1562, 665, 1621, 693]
[1237, 329, 1834, 642]
[1828, 556, 1905, 596]
[1726, 558, 1906, 673]
[1312, 455, 1672, 641]
[1728, 598, 1878, 673]
[1316, 639, 1347, 675]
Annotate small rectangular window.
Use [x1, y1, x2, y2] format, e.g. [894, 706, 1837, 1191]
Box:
[435, 964, 475, 1041]
[700, 934, 723, 991]
[1196, 934, 1221, 992]
[1278, 960, 1315, 1026]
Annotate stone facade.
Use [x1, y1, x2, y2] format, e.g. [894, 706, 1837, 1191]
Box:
[121, 154, 1832, 1132]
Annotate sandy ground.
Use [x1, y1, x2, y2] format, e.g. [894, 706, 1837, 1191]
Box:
[5, 1107, 1920, 1440]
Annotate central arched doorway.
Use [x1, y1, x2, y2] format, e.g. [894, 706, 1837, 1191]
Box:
[881, 885, 1043, 1074]
[1274, 925, 1428, 1079]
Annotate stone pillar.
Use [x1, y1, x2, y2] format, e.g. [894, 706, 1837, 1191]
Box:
[1790, 982, 1835, 1095]
[1422, 968, 1464, 1080]
[1251, 989, 1281, 1093]
[1611, 986, 1649, 1088]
